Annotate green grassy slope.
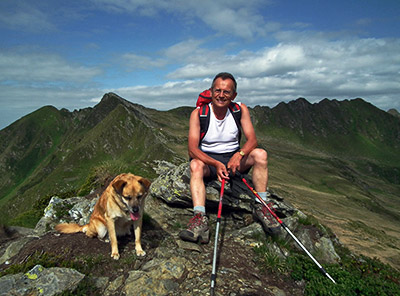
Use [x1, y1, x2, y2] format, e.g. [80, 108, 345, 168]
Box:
[0, 94, 399, 270]
[0, 94, 189, 224]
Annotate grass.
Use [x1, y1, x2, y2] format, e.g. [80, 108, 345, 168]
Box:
[252, 224, 400, 296]
[287, 252, 400, 295]
[0, 104, 175, 225]
[77, 161, 130, 196]
[9, 190, 76, 228]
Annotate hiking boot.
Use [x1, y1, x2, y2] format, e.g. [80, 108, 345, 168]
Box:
[252, 201, 280, 235]
[179, 212, 210, 243]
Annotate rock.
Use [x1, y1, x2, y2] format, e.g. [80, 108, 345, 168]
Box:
[150, 162, 295, 215]
[0, 237, 36, 265]
[124, 256, 185, 295]
[315, 237, 341, 263]
[104, 275, 124, 295]
[0, 265, 85, 296]
[176, 239, 203, 253]
[93, 276, 109, 293]
[35, 195, 99, 235]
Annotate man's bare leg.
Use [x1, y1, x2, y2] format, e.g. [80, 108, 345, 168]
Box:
[179, 159, 210, 243]
[241, 148, 268, 192]
[248, 148, 268, 192]
[189, 159, 209, 208]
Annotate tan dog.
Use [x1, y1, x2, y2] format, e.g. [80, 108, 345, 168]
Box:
[55, 173, 151, 260]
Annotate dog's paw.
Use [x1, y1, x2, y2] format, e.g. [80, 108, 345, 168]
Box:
[111, 252, 120, 260]
[136, 249, 146, 257]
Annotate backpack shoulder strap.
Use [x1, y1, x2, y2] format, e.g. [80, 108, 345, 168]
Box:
[229, 102, 242, 143]
[199, 104, 210, 140]
[229, 102, 241, 123]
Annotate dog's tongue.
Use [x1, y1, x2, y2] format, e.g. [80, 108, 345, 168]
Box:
[130, 212, 139, 221]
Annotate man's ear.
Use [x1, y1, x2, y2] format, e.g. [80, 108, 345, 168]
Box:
[231, 92, 237, 101]
[112, 179, 127, 195]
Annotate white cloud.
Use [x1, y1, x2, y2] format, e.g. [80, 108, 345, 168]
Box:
[90, 0, 275, 39]
[0, 2, 56, 32]
[163, 39, 211, 62]
[121, 53, 167, 70]
[110, 35, 400, 112]
[0, 51, 102, 85]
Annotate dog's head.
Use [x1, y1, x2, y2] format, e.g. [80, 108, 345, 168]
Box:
[112, 173, 151, 221]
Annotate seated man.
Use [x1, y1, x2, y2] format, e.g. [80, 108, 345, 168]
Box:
[179, 72, 279, 243]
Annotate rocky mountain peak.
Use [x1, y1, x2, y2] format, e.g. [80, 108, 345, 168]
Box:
[388, 108, 400, 118]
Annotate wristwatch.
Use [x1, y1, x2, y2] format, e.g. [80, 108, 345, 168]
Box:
[239, 150, 245, 157]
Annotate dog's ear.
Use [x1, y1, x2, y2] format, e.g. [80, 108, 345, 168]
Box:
[139, 177, 151, 190]
[112, 179, 127, 195]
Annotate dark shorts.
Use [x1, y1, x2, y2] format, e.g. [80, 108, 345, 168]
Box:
[194, 150, 250, 182]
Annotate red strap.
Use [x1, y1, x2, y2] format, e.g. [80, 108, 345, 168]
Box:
[229, 102, 240, 113]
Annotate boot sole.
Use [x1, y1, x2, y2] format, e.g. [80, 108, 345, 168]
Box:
[179, 229, 210, 244]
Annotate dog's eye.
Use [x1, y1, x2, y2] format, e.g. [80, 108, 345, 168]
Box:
[123, 195, 132, 200]
[137, 193, 143, 199]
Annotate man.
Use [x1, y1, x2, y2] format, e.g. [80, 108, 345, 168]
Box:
[179, 72, 279, 243]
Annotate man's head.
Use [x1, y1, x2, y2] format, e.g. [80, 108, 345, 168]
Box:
[210, 73, 237, 108]
[211, 72, 237, 93]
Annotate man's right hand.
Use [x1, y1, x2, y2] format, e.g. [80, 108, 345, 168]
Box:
[216, 162, 230, 182]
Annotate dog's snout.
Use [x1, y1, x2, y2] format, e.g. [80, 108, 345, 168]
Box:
[132, 207, 139, 213]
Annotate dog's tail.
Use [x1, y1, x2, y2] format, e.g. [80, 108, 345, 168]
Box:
[55, 223, 85, 234]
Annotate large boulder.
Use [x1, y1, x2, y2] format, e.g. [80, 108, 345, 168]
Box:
[150, 161, 294, 215]
[0, 265, 84, 296]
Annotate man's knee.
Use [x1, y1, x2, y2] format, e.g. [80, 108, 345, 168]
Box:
[252, 148, 268, 164]
[190, 159, 207, 175]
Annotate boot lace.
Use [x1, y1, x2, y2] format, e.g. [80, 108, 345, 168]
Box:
[187, 213, 204, 230]
[261, 202, 276, 223]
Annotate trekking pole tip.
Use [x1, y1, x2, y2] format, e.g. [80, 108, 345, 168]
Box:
[321, 267, 336, 284]
[210, 287, 215, 296]
[327, 273, 337, 284]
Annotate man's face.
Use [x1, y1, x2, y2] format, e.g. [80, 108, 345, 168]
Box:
[211, 78, 237, 108]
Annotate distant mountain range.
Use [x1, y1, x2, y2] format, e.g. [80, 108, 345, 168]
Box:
[1, 93, 400, 268]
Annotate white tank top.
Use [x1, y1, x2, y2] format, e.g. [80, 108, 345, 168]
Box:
[200, 103, 241, 153]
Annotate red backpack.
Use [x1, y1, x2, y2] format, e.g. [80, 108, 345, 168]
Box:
[196, 89, 242, 141]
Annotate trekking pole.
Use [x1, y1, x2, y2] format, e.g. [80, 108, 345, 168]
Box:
[210, 178, 226, 296]
[239, 174, 337, 284]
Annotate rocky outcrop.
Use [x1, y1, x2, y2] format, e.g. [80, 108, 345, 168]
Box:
[0, 264, 84, 296]
[0, 161, 341, 295]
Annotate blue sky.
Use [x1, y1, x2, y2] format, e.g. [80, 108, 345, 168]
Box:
[1, 0, 399, 129]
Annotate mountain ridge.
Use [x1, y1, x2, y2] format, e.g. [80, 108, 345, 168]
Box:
[0, 93, 399, 270]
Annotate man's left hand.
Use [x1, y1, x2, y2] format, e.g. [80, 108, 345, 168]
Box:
[227, 152, 242, 175]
